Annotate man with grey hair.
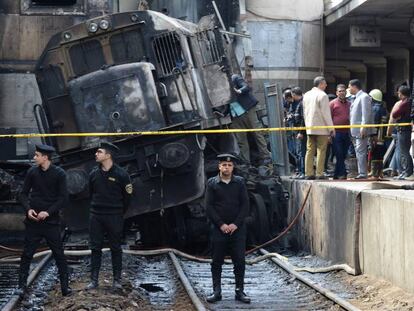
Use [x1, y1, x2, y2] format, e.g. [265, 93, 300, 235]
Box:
[348, 79, 373, 179]
[303, 76, 335, 179]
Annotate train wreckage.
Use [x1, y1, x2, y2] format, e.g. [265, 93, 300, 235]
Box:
[0, 10, 288, 248]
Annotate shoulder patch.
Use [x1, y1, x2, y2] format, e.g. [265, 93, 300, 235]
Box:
[125, 183, 133, 194]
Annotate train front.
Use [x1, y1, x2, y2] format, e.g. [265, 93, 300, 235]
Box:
[34, 10, 236, 245]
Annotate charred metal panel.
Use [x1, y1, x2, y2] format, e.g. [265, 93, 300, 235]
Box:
[195, 28, 232, 108]
[68, 62, 166, 146]
[45, 96, 81, 151]
[124, 134, 206, 218]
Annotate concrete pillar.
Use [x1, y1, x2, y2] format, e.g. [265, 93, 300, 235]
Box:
[409, 49, 414, 91]
[237, 0, 324, 103]
[385, 57, 408, 105]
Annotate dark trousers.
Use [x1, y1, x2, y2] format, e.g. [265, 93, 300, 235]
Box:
[19, 222, 68, 287]
[397, 130, 413, 176]
[296, 135, 307, 174]
[210, 225, 246, 291]
[89, 213, 123, 278]
[333, 132, 351, 177]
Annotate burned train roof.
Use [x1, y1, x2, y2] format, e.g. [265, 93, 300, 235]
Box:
[38, 10, 196, 54]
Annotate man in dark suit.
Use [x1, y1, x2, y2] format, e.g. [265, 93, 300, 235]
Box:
[230, 74, 271, 165]
[17, 144, 71, 297]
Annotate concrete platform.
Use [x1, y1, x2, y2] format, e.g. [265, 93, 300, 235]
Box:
[282, 178, 414, 293]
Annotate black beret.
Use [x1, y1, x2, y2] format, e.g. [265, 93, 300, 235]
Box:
[99, 141, 120, 154]
[217, 153, 238, 163]
[35, 144, 55, 154]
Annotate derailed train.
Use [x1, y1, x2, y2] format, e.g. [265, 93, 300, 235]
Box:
[6, 10, 288, 247]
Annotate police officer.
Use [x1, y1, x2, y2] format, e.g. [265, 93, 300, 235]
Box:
[17, 144, 71, 297]
[87, 141, 132, 290]
[205, 154, 250, 304]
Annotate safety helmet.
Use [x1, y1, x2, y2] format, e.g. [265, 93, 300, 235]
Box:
[369, 89, 383, 102]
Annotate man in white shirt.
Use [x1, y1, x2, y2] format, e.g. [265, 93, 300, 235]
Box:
[303, 76, 335, 179]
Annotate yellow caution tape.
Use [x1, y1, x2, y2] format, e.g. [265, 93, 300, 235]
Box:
[0, 123, 411, 139]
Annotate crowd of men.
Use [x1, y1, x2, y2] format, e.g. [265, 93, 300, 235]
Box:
[13, 73, 414, 305]
[284, 76, 414, 180]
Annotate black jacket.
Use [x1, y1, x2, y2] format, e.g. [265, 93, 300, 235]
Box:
[232, 75, 258, 112]
[89, 163, 132, 214]
[205, 174, 249, 229]
[19, 165, 68, 225]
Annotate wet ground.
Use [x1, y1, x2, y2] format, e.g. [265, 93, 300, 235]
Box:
[15, 253, 195, 311]
[3, 247, 414, 310]
[285, 252, 414, 311]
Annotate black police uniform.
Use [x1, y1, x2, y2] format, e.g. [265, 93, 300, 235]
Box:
[18, 144, 70, 296]
[88, 155, 132, 288]
[205, 154, 250, 303]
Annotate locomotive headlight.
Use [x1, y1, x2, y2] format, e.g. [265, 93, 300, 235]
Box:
[63, 32, 72, 41]
[99, 19, 110, 30]
[88, 22, 98, 33]
[130, 13, 139, 22]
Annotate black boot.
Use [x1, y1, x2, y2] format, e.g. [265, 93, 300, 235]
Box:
[86, 269, 99, 290]
[86, 252, 100, 290]
[206, 274, 222, 303]
[60, 273, 72, 297]
[112, 269, 122, 290]
[235, 288, 250, 304]
[15, 272, 28, 297]
[111, 251, 123, 290]
[206, 288, 222, 303]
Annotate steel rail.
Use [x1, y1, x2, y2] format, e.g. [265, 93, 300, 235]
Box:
[1, 253, 52, 311]
[168, 252, 207, 311]
[260, 248, 361, 311]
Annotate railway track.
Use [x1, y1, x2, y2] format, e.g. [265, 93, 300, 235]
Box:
[0, 248, 360, 311]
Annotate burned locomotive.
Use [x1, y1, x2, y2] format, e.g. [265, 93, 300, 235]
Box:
[21, 10, 286, 247]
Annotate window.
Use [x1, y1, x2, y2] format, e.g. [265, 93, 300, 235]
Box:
[196, 30, 222, 66]
[32, 0, 76, 5]
[69, 40, 105, 76]
[110, 30, 145, 64]
[152, 32, 185, 77]
[21, 0, 85, 15]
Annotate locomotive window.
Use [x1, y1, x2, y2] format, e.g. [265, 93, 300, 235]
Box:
[32, 0, 77, 5]
[69, 40, 105, 76]
[152, 32, 185, 77]
[196, 30, 221, 66]
[110, 30, 145, 63]
[38, 66, 66, 99]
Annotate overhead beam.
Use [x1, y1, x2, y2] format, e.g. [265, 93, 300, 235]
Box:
[324, 0, 370, 26]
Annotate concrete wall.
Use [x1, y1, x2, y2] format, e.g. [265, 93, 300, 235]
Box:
[284, 179, 358, 267]
[361, 190, 414, 293]
[239, 0, 324, 100]
[284, 178, 414, 294]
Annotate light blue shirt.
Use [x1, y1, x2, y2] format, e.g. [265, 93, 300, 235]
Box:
[230, 101, 246, 117]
